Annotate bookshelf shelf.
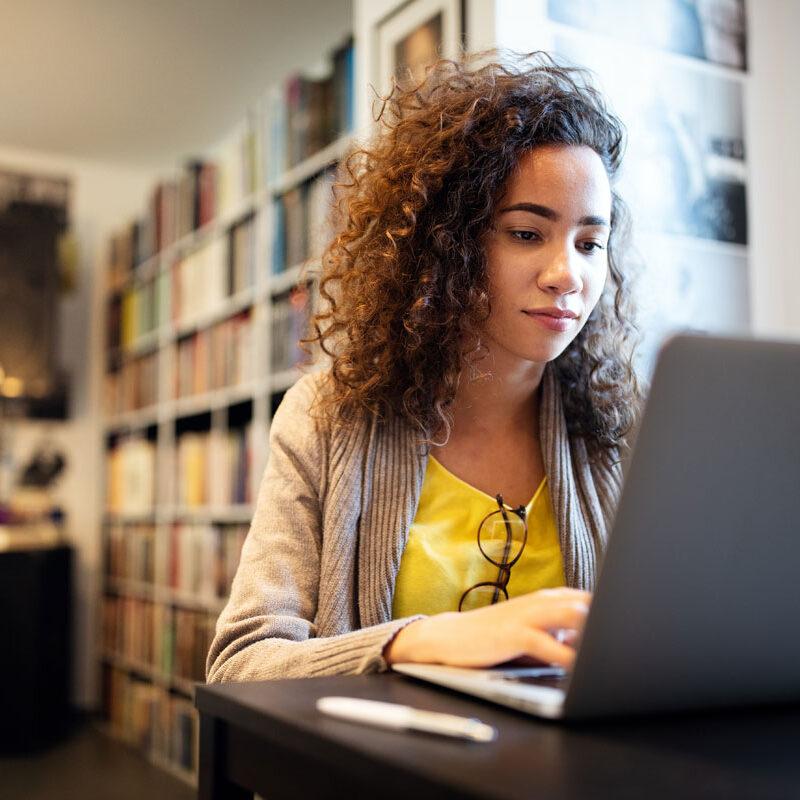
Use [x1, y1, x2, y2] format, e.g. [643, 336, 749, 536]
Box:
[104, 510, 157, 524]
[131, 253, 162, 284]
[270, 261, 320, 295]
[172, 379, 267, 418]
[101, 650, 197, 698]
[100, 31, 354, 786]
[174, 285, 258, 339]
[214, 188, 267, 234]
[271, 133, 353, 196]
[104, 577, 229, 614]
[124, 328, 161, 358]
[106, 404, 161, 432]
[165, 504, 255, 524]
[158, 587, 229, 614]
[106, 576, 156, 600]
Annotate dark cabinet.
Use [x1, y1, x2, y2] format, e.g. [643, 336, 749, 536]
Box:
[0, 544, 72, 751]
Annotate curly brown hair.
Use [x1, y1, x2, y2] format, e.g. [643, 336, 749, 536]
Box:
[305, 51, 641, 454]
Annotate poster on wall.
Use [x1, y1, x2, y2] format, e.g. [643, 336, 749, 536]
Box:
[553, 34, 747, 246]
[375, 0, 462, 95]
[547, 0, 747, 70]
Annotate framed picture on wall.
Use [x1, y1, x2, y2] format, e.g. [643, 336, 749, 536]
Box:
[548, 0, 747, 70]
[375, 0, 463, 96]
[554, 32, 748, 245]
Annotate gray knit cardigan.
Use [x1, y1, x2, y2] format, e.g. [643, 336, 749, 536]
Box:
[206, 366, 624, 682]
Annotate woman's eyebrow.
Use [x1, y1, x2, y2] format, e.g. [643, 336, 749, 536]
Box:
[499, 202, 610, 228]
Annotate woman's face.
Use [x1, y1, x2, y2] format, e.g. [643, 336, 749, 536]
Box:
[482, 144, 612, 370]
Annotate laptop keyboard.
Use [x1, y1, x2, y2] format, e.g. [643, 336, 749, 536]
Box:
[488, 667, 570, 689]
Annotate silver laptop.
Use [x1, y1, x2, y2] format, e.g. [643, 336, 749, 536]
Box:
[394, 335, 800, 719]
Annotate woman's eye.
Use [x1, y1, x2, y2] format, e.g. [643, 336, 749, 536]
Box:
[510, 230, 539, 242]
[578, 241, 606, 253]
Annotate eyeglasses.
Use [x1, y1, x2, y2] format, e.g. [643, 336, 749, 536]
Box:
[458, 494, 528, 612]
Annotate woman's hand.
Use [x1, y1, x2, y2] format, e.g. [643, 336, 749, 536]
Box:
[384, 588, 591, 669]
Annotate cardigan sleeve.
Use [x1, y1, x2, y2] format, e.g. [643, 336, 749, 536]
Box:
[205, 375, 420, 682]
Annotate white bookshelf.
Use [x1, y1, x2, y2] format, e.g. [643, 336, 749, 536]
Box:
[98, 34, 355, 786]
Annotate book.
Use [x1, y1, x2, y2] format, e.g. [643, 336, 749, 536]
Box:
[175, 426, 253, 507]
[281, 186, 307, 270]
[280, 38, 354, 170]
[229, 214, 256, 295]
[270, 285, 311, 373]
[273, 167, 336, 273]
[174, 311, 252, 398]
[105, 522, 155, 583]
[106, 436, 156, 513]
[172, 236, 230, 327]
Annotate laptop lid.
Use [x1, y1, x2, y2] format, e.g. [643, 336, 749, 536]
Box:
[563, 335, 800, 718]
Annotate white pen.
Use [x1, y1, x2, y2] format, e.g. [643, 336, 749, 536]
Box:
[316, 696, 497, 743]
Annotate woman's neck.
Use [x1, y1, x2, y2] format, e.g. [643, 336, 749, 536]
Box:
[446, 353, 545, 442]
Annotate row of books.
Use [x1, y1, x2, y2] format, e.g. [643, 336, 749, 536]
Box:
[105, 351, 158, 416]
[105, 523, 156, 584]
[103, 666, 198, 773]
[102, 595, 217, 684]
[107, 212, 258, 358]
[271, 285, 312, 373]
[106, 161, 217, 284]
[102, 595, 157, 666]
[107, 276, 164, 353]
[211, 110, 261, 217]
[175, 311, 253, 398]
[229, 215, 258, 296]
[118, 270, 170, 348]
[104, 522, 248, 598]
[273, 168, 336, 272]
[276, 38, 354, 170]
[106, 37, 352, 286]
[171, 214, 257, 327]
[172, 236, 229, 328]
[107, 437, 156, 514]
[175, 426, 254, 508]
[159, 523, 248, 600]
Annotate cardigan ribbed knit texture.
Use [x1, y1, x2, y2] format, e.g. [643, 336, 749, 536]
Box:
[206, 366, 623, 682]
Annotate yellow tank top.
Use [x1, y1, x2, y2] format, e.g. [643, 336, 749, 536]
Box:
[391, 455, 565, 619]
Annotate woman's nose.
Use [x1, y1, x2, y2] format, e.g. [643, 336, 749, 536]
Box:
[538, 242, 582, 295]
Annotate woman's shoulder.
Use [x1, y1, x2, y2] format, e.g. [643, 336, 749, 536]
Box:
[273, 368, 361, 436]
[279, 368, 330, 409]
[271, 369, 333, 433]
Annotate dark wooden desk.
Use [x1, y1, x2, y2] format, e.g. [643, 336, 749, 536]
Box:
[195, 674, 800, 799]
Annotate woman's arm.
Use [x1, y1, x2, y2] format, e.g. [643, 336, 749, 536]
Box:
[206, 376, 421, 682]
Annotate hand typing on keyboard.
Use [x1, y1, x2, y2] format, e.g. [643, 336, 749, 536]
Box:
[384, 588, 592, 670]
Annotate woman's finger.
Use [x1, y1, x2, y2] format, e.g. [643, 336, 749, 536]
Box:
[530, 588, 592, 605]
[521, 627, 577, 668]
[525, 600, 591, 632]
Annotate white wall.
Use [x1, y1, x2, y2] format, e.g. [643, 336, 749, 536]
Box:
[0, 143, 158, 707]
[746, 0, 800, 338]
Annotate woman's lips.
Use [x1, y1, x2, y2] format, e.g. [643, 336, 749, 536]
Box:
[522, 310, 578, 332]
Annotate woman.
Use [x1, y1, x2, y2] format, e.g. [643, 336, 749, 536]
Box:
[206, 53, 641, 683]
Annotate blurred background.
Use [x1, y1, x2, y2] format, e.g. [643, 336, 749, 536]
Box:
[0, 0, 797, 797]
